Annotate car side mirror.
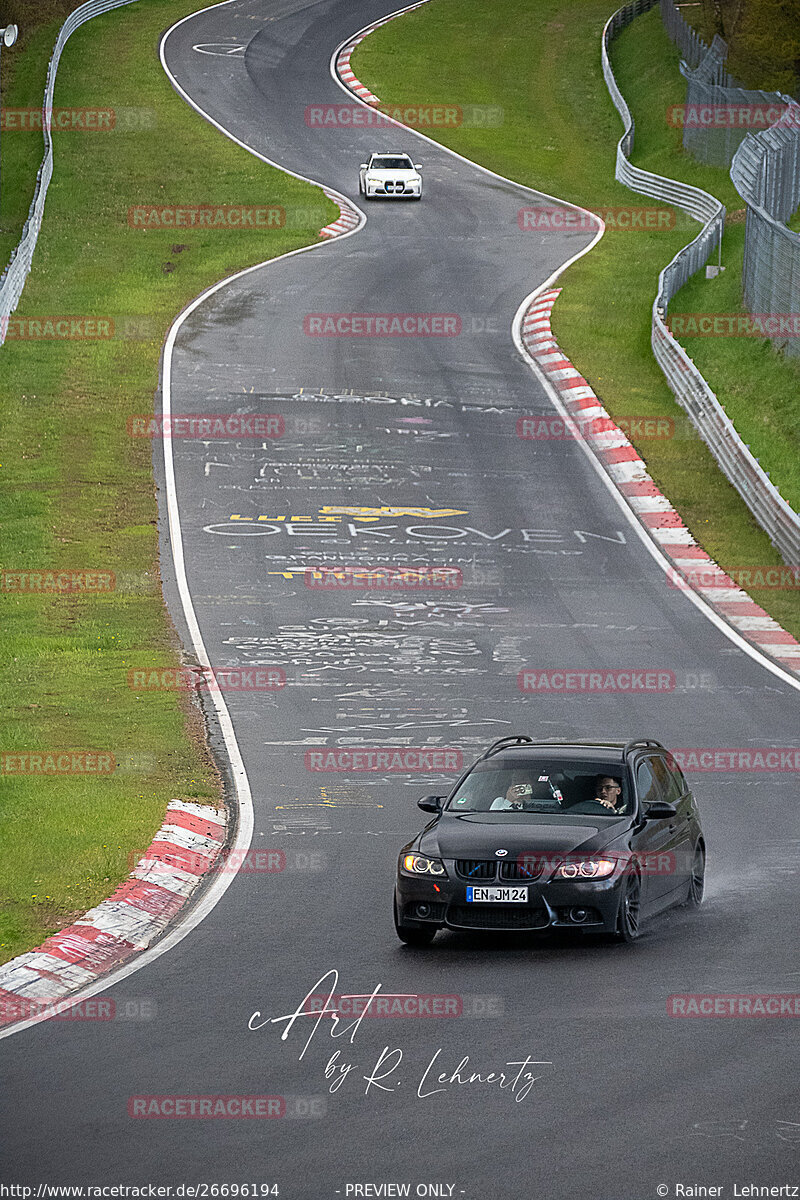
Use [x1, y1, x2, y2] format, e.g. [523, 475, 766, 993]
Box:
[360, 163, 368, 170]
[644, 800, 677, 820]
[414, 164, 422, 170]
[418, 795, 444, 813]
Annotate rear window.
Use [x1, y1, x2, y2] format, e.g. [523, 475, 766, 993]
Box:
[446, 759, 631, 816]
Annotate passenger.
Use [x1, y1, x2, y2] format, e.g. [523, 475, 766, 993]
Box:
[489, 781, 533, 811]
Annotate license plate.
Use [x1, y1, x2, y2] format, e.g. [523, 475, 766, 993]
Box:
[466, 886, 528, 903]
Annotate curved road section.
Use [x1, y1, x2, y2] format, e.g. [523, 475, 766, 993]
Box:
[2, 0, 799, 1195]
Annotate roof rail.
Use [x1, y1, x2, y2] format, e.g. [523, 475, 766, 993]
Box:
[477, 735, 534, 762]
[622, 738, 665, 759]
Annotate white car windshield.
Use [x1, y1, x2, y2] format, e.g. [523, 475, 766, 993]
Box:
[371, 157, 413, 170]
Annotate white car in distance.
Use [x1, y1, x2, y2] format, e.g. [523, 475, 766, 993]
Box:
[359, 152, 423, 200]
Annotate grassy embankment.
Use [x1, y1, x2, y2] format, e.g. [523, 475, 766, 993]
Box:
[0, 0, 336, 963]
[352, 0, 800, 633]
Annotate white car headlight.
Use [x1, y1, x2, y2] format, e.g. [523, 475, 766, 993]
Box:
[556, 857, 616, 880]
[401, 853, 447, 877]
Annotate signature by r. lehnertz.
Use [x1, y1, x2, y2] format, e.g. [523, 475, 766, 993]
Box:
[248, 969, 552, 1103]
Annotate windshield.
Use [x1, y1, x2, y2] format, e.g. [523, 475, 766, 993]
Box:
[445, 760, 631, 816]
[371, 157, 413, 169]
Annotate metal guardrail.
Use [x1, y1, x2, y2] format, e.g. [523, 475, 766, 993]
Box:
[602, 1, 800, 566]
[0, 0, 141, 347]
[659, 0, 707, 69]
[4, 0, 799, 564]
[678, 34, 790, 169]
[731, 107, 800, 363]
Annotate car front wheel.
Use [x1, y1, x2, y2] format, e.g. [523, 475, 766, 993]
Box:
[615, 872, 641, 943]
[394, 896, 436, 946]
[684, 844, 705, 909]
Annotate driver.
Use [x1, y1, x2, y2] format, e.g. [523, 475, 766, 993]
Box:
[593, 775, 625, 812]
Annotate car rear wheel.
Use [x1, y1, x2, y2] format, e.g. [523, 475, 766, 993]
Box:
[394, 896, 436, 946]
[684, 844, 705, 909]
[615, 872, 641, 943]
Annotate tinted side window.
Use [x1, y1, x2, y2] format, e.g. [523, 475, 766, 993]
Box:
[665, 753, 688, 799]
[651, 755, 682, 805]
[635, 758, 664, 806]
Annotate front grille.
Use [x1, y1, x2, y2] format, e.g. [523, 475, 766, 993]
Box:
[446, 905, 550, 931]
[500, 857, 545, 881]
[455, 859, 497, 880]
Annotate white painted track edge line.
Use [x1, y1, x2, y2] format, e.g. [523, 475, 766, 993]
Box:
[0, 0, 370, 1043]
[328, 7, 608, 226]
[512, 291, 800, 694]
[333, 2, 800, 695]
[155, 0, 366, 234]
[5, 0, 793, 1039]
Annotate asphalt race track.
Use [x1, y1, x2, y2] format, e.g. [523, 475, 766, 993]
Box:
[2, 0, 799, 1195]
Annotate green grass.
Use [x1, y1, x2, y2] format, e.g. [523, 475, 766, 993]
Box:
[0, 1, 89, 267]
[0, 12, 70, 271]
[0, 0, 337, 963]
[351, 0, 800, 638]
[610, 8, 800, 517]
[673, 222, 800, 510]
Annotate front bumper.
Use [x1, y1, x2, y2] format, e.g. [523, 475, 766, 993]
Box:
[365, 180, 421, 197]
[395, 866, 625, 933]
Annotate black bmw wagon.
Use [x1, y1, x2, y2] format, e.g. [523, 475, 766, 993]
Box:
[394, 736, 705, 945]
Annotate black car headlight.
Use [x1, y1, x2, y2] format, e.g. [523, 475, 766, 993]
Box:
[401, 853, 448, 878]
[556, 857, 616, 880]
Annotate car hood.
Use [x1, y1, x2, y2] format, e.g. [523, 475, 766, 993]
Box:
[368, 169, 419, 179]
[418, 812, 631, 859]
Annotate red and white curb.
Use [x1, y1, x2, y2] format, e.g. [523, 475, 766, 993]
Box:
[336, 36, 381, 106]
[325, 1, 433, 238]
[334, 8, 798, 678]
[319, 186, 360, 239]
[521, 289, 800, 677]
[0, 799, 227, 1026]
[333, 2, 430, 107]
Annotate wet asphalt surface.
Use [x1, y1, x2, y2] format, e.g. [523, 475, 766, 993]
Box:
[2, 1, 799, 1196]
